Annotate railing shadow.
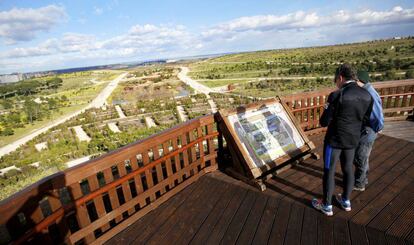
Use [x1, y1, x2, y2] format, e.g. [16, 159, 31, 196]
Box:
[266, 178, 321, 205]
[2, 172, 71, 244]
[294, 161, 343, 179]
[266, 160, 345, 205]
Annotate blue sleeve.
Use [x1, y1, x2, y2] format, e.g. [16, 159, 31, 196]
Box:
[368, 87, 384, 132]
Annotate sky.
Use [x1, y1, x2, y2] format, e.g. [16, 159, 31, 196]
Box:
[0, 0, 414, 74]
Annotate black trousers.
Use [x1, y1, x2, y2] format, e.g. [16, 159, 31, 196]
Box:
[323, 144, 355, 205]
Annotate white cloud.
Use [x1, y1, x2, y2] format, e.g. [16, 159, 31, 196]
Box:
[1, 6, 414, 74]
[94, 7, 103, 15]
[1, 33, 99, 59]
[60, 33, 98, 52]
[129, 24, 159, 35]
[202, 6, 414, 40]
[101, 24, 198, 55]
[1, 24, 201, 63]
[0, 5, 67, 44]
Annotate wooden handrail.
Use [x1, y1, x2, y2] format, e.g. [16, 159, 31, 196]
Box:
[281, 79, 414, 131]
[291, 104, 324, 112]
[14, 131, 219, 244]
[62, 115, 215, 185]
[371, 79, 414, 89]
[380, 92, 414, 98]
[0, 114, 219, 244]
[74, 132, 218, 207]
[0, 115, 214, 220]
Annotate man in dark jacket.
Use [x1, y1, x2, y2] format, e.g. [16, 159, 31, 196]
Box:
[312, 64, 373, 216]
[354, 70, 384, 191]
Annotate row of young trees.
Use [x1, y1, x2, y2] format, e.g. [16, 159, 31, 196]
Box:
[0, 96, 68, 136]
[0, 77, 63, 98]
[197, 57, 414, 79]
[244, 77, 331, 93]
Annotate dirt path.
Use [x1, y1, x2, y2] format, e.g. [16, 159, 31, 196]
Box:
[178, 67, 214, 95]
[178, 67, 221, 113]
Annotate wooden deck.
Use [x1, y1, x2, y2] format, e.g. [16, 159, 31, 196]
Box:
[106, 132, 414, 245]
[382, 120, 414, 143]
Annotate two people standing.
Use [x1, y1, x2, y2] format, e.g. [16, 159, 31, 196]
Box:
[312, 64, 384, 216]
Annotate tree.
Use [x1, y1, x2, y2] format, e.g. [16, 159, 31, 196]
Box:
[1, 99, 13, 110]
[8, 113, 22, 127]
[24, 100, 41, 123]
[46, 77, 63, 89]
[405, 70, 414, 79]
[384, 70, 397, 80]
[17, 80, 41, 96]
[47, 98, 58, 110]
[0, 127, 14, 136]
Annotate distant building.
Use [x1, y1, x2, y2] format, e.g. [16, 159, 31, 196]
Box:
[0, 71, 55, 84]
[0, 73, 25, 83]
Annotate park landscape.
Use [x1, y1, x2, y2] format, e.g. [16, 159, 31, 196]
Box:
[0, 37, 413, 200]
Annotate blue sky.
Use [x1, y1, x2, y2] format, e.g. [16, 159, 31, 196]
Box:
[0, 0, 414, 74]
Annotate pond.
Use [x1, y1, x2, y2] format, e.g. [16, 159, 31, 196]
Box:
[175, 87, 191, 98]
[112, 99, 129, 105]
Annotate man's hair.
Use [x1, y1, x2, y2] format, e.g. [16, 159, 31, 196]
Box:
[335, 63, 356, 81]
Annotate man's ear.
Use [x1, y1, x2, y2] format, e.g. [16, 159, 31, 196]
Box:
[339, 75, 344, 83]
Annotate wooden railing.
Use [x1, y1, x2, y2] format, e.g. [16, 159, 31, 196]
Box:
[281, 79, 414, 133]
[1, 79, 413, 244]
[0, 115, 218, 244]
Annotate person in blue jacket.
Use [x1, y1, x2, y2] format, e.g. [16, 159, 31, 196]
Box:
[353, 70, 384, 191]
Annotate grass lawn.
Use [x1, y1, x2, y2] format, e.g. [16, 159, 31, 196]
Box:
[199, 79, 251, 88]
[50, 81, 109, 105]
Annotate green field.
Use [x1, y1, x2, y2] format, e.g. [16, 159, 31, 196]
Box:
[0, 104, 85, 147]
[0, 70, 122, 147]
[0, 66, 182, 200]
[190, 37, 414, 89]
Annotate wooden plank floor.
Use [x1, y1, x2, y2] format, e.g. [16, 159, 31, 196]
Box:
[106, 133, 414, 245]
[381, 120, 414, 143]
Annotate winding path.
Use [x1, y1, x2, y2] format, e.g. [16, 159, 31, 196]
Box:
[178, 67, 221, 114]
[178, 67, 214, 95]
[0, 72, 128, 157]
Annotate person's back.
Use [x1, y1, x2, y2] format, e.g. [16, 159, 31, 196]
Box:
[353, 70, 384, 191]
[312, 63, 373, 216]
[323, 82, 373, 149]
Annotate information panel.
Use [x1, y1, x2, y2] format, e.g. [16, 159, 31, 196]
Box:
[218, 97, 314, 179]
[228, 103, 305, 168]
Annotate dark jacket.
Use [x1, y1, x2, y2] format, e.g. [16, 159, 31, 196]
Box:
[320, 81, 373, 149]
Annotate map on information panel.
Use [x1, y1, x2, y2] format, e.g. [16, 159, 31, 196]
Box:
[227, 103, 305, 168]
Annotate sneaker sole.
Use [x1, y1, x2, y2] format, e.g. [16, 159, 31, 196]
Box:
[312, 199, 333, 216]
